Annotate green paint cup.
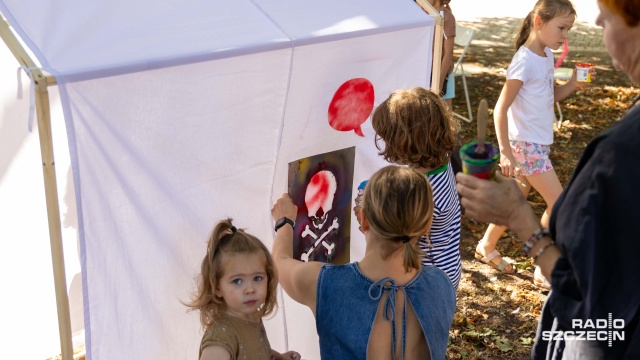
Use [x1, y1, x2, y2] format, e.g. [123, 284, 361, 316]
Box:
[459, 141, 500, 180]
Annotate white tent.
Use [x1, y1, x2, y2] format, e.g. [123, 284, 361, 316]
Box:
[0, 1, 441, 359]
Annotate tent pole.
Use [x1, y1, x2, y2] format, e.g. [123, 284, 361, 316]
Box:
[415, 0, 443, 94]
[0, 15, 73, 360]
[35, 73, 74, 360]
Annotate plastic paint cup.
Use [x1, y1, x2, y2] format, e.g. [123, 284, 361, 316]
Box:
[459, 141, 500, 180]
[576, 63, 593, 83]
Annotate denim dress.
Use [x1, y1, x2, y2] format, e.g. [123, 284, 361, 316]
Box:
[316, 262, 456, 359]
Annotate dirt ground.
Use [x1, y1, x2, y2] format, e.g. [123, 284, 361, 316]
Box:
[446, 42, 638, 359]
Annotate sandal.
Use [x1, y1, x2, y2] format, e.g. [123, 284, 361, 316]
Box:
[533, 266, 551, 291]
[533, 276, 551, 291]
[475, 249, 517, 274]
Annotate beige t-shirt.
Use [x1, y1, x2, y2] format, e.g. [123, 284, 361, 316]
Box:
[199, 313, 272, 360]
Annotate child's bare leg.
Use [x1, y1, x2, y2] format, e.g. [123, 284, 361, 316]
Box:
[524, 169, 563, 228]
[525, 169, 562, 287]
[477, 223, 506, 255]
[476, 176, 531, 272]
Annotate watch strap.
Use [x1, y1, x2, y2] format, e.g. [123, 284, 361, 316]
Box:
[274, 217, 295, 232]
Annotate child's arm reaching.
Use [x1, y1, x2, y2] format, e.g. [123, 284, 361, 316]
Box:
[439, 34, 455, 92]
[271, 349, 301, 360]
[271, 193, 324, 314]
[494, 79, 524, 178]
[554, 67, 596, 102]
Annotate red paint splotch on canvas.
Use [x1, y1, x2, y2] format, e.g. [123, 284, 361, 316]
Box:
[305, 171, 336, 218]
[328, 78, 374, 137]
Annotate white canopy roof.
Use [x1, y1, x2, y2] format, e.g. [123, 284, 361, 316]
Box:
[1, 0, 430, 81]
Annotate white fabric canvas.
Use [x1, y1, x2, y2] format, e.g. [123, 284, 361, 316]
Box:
[272, 28, 433, 355]
[63, 49, 292, 358]
[0, 0, 434, 358]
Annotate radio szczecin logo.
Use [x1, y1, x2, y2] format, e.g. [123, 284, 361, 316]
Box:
[542, 313, 624, 347]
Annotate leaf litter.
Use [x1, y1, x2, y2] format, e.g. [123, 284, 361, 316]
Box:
[449, 45, 638, 359]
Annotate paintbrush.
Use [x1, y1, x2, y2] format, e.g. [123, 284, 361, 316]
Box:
[512, 177, 527, 187]
[475, 99, 488, 155]
[497, 164, 528, 187]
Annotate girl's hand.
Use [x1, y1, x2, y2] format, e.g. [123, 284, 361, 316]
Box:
[572, 66, 597, 89]
[271, 350, 301, 360]
[353, 180, 368, 234]
[272, 194, 298, 223]
[499, 152, 519, 178]
[279, 351, 301, 360]
[353, 192, 364, 233]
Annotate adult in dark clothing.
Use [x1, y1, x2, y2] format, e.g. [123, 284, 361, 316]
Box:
[455, 1, 640, 358]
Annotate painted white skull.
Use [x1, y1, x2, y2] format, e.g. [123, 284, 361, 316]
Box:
[305, 170, 337, 229]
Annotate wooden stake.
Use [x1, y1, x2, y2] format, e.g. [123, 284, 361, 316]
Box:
[0, 13, 73, 360]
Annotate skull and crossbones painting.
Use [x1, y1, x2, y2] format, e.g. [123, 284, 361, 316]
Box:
[288, 147, 354, 264]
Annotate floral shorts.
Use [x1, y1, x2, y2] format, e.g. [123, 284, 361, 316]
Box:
[509, 141, 553, 176]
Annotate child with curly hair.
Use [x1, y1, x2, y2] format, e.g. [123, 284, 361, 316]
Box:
[368, 87, 462, 290]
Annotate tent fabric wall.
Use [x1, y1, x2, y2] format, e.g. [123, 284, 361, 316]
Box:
[272, 29, 433, 355]
[0, 0, 434, 359]
[62, 50, 293, 359]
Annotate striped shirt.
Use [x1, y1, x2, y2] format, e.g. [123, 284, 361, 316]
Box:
[420, 161, 462, 290]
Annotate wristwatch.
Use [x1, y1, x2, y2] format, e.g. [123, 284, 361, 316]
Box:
[274, 217, 295, 232]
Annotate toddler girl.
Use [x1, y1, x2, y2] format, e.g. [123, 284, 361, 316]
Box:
[186, 218, 301, 360]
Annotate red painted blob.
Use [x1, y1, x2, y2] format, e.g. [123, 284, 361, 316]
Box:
[327, 78, 374, 137]
[305, 170, 337, 217]
[305, 172, 330, 216]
